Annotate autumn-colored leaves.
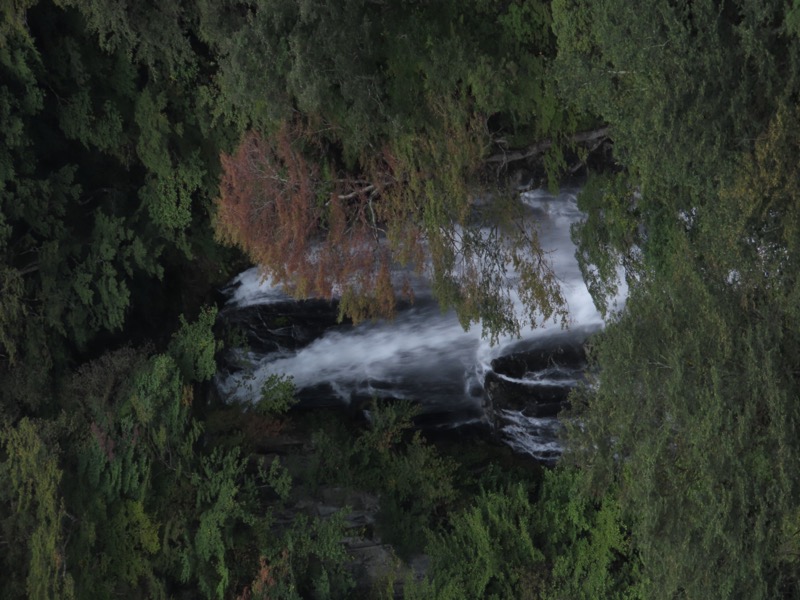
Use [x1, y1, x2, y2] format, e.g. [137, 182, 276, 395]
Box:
[216, 123, 406, 322]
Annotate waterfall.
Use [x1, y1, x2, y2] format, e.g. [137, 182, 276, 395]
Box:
[215, 186, 626, 462]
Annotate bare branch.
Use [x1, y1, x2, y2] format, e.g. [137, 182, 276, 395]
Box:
[485, 126, 612, 165]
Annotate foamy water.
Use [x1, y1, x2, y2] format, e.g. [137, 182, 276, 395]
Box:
[216, 187, 628, 460]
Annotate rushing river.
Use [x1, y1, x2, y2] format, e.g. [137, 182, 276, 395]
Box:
[215, 186, 626, 462]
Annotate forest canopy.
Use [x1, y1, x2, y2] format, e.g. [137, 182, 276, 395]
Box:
[211, 0, 602, 339]
[2, 0, 800, 598]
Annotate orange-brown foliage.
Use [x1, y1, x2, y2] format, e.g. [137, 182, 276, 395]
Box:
[215, 123, 411, 321]
[236, 554, 289, 600]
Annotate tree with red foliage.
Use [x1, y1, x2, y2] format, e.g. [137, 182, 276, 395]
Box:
[215, 122, 407, 322]
[215, 118, 567, 340]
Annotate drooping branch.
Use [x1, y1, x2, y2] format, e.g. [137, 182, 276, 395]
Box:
[486, 126, 612, 165]
[216, 119, 575, 338]
[215, 125, 406, 321]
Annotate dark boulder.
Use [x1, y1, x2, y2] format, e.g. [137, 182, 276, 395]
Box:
[484, 373, 569, 417]
[229, 299, 343, 352]
[489, 338, 586, 379]
[484, 338, 587, 423]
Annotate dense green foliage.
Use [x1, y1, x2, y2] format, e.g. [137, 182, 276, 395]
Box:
[566, 109, 800, 598]
[3, 0, 800, 598]
[0, 313, 358, 599]
[294, 405, 642, 600]
[3, 314, 242, 598]
[307, 402, 459, 558]
[0, 0, 242, 420]
[561, 0, 800, 294]
[560, 2, 800, 598]
[402, 467, 641, 600]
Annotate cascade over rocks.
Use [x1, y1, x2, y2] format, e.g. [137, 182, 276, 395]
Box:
[484, 373, 570, 417]
[490, 338, 586, 377]
[215, 187, 622, 463]
[218, 289, 591, 463]
[483, 340, 586, 419]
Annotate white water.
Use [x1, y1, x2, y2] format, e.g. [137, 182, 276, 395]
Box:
[216, 187, 627, 460]
[224, 270, 291, 308]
